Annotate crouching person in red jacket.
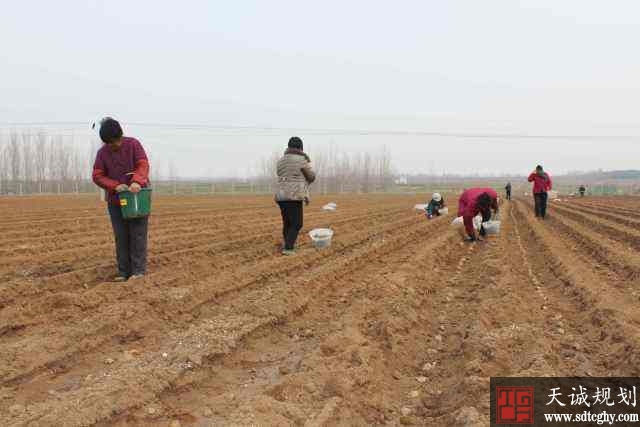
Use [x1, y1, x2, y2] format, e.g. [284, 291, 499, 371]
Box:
[457, 188, 499, 242]
[92, 117, 150, 282]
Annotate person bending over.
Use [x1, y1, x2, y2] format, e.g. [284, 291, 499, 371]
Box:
[426, 192, 445, 219]
[457, 188, 499, 242]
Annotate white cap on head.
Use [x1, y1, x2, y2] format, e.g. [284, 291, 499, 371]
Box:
[432, 192, 442, 202]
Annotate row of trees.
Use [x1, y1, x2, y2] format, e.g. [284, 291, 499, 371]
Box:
[0, 131, 395, 195]
[0, 131, 100, 194]
[0, 131, 182, 195]
[257, 145, 395, 194]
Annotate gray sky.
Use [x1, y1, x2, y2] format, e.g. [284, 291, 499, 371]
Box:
[1, 0, 639, 177]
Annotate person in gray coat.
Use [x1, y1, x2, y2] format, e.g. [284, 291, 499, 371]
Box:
[275, 137, 316, 255]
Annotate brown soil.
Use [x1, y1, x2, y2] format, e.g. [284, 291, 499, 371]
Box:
[2, 194, 640, 426]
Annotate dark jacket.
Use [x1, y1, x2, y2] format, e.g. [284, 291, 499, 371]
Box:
[426, 198, 445, 215]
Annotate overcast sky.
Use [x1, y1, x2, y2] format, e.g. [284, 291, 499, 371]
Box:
[1, 1, 639, 177]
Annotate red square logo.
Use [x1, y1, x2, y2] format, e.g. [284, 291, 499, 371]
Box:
[496, 386, 534, 424]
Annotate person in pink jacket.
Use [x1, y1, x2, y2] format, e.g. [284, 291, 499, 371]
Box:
[528, 165, 552, 218]
[457, 188, 499, 241]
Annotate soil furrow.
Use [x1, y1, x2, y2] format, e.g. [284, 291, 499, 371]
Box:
[0, 212, 439, 393]
[0, 206, 412, 310]
[3, 203, 445, 426]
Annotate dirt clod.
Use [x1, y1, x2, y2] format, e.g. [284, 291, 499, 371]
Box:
[454, 406, 482, 427]
[9, 404, 25, 416]
[400, 416, 415, 425]
[422, 362, 436, 371]
[279, 366, 291, 375]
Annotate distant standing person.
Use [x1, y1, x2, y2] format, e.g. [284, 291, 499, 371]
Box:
[505, 182, 512, 200]
[92, 117, 150, 281]
[528, 165, 552, 219]
[275, 137, 316, 255]
[457, 188, 499, 242]
[579, 185, 586, 197]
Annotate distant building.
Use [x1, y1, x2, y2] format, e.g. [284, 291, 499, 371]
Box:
[395, 175, 408, 185]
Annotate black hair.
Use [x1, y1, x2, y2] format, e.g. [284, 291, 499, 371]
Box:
[536, 165, 543, 171]
[477, 192, 493, 222]
[477, 192, 492, 209]
[98, 117, 123, 144]
[288, 136, 303, 150]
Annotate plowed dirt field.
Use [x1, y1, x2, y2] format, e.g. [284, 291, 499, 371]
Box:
[2, 194, 640, 426]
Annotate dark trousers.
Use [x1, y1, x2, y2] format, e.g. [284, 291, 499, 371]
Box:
[533, 192, 548, 218]
[108, 204, 149, 278]
[506, 190, 511, 200]
[277, 201, 303, 250]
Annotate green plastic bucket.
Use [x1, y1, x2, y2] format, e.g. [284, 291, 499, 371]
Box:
[119, 188, 152, 219]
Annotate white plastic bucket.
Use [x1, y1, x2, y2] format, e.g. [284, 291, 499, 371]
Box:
[309, 228, 334, 249]
[414, 204, 427, 211]
[438, 207, 449, 216]
[451, 215, 482, 230]
[482, 220, 501, 235]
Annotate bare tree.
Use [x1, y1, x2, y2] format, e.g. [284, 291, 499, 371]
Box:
[312, 148, 328, 194]
[0, 135, 8, 194]
[377, 145, 393, 192]
[20, 132, 35, 193]
[71, 142, 83, 193]
[9, 132, 20, 192]
[35, 131, 49, 193]
[363, 152, 372, 193]
[258, 150, 280, 192]
[47, 135, 71, 192]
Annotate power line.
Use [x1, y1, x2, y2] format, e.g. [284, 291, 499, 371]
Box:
[1, 121, 640, 140]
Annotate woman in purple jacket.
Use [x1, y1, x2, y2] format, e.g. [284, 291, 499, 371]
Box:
[92, 118, 150, 282]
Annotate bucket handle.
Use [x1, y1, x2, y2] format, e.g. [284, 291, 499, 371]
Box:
[125, 172, 142, 213]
